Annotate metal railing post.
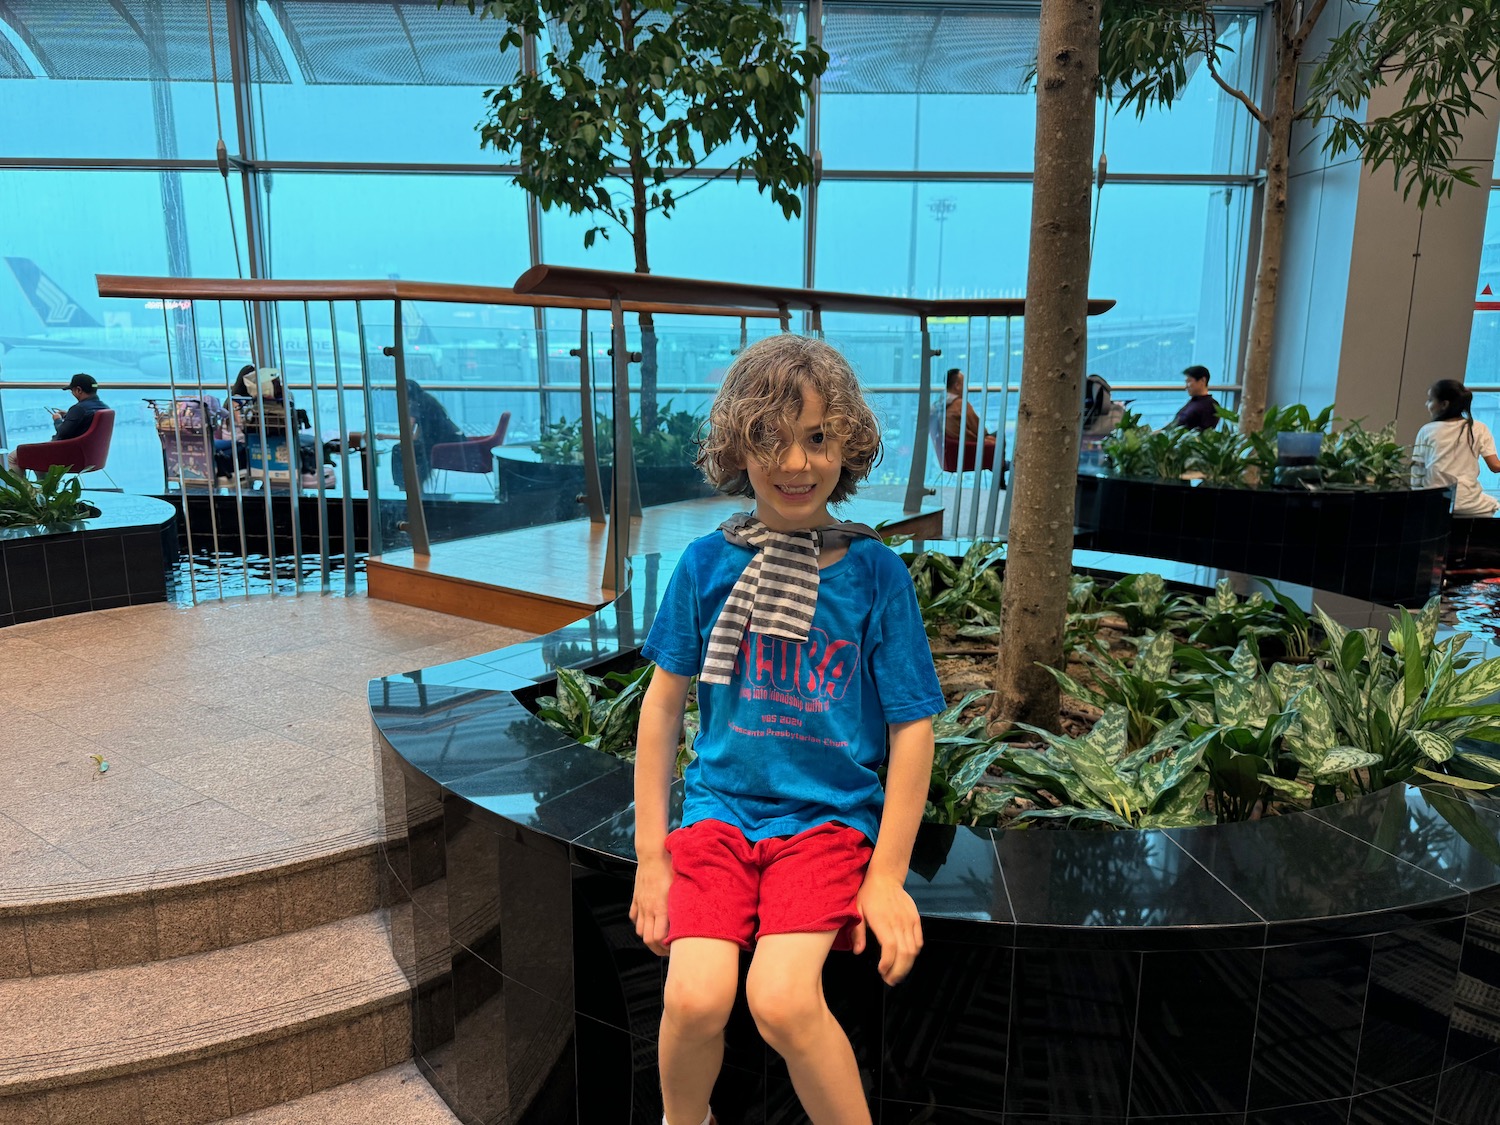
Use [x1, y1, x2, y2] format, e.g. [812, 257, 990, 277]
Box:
[387, 298, 432, 558]
[603, 294, 634, 593]
[904, 315, 938, 513]
[574, 308, 607, 524]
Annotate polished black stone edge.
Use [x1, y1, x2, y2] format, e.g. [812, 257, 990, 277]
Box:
[0, 491, 178, 627]
[370, 549, 1500, 948]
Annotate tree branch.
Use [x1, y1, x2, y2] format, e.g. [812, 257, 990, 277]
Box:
[1295, 0, 1334, 49]
[1206, 55, 1269, 128]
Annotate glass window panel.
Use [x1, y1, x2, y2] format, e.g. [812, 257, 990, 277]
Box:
[1466, 187, 1500, 388]
[0, 0, 250, 159]
[248, 0, 519, 163]
[819, 5, 1258, 175]
[538, 176, 805, 286]
[257, 171, 531, 282]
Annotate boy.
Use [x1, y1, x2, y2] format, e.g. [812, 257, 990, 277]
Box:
[630, 334, 944, 1125]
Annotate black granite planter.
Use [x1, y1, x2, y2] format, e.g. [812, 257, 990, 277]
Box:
[0, 491, 177, 627]
[371, 551, 1500, 1125]
[1076, 475, 1453, 606]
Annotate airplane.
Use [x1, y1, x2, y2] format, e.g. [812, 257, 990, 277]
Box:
[1, 258, 433, 382]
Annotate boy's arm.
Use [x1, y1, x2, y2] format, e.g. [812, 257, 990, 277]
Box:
[854, 716, 935, 986]
[629, 666, 691, 956]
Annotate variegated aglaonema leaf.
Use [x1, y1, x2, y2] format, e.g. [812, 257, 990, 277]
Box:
[1136, 630, 1176, 681]
[1411, 728, 1455, 763]
[1213, 675, 1258, 729]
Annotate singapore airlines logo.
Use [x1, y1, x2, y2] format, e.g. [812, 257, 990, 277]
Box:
[36, 275, 79, 325]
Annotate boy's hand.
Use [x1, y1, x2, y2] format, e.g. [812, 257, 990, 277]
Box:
[852, 873, 923, 986]
[629, 852, 674, 957]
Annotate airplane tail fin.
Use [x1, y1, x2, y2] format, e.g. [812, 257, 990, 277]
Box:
[5, 258, 103, 329]
[406, 303, 442, 349]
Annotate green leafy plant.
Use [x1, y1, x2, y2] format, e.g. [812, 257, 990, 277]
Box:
[921, 690, 1014, 826]
[1242, 403, 1335, 482]
[1064, 573, 1109, 657]
[907, 541, 1005, 634]
[1001, 706, 1216, 830]
[1299, 602, 1500, 791]
[1046, 630, 1208, 750]
[1176, 641, 1314, 821]
[1185, 426, 1250, 487]
[536, 402, 706, 469]
[1101, 572, 1197, 636]
[1182, 579, 1281, 651]
[0, 465, 98, 528]
[534, 664, 698, 773]
[1318, 420, 1411, 489]
[1100, 410, 1154, 478]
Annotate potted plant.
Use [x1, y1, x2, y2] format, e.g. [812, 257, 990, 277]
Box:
[0, 466, 100, 531]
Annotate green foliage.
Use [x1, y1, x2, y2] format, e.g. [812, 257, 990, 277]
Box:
[1316, 420, 1411, 489]
[923, 690, 1014, 826]
[1098, 0, 1500, 209]
[0, 465, 97, 528]
[1003, 706, 1217, 830]
[1185, 425, 1249, 487]
[1243, 403, 1335, 481]
[535, 402, 705, 468]
[1305, 0, 1500, 206]
[470, 0, 826, 248]
[906, 541, 1005, 634]
[535, 665, 697, 774]
[1300, 601, 1500, 790]
[1101, 572, 1197, 635]
[1182, 579, 1281, 650]
[1046, 630, 1210, 750]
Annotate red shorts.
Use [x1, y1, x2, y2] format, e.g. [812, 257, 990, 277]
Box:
[663, 819, 874, 951]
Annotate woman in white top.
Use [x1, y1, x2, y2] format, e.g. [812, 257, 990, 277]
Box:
[1412, 378, 1500, 517]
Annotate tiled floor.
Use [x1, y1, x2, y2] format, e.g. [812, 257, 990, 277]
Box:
[0, 595, 531, 900]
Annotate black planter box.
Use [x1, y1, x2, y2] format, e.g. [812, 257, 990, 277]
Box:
[1076, 474, 1452, 606]
[0, 492, 177, 627]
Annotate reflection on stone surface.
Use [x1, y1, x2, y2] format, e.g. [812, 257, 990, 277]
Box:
[1130, 947, 1260, 1117]
[1004, 947, 1139, 1118]
[1451, 906, 1500, 1063]
[882, 940, 1011, 1110]
[1359, 919, 1464, 1092]
[1249, 937, 1370, 1110]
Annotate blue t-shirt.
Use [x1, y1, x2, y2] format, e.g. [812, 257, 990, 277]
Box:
[641, 531, 945, 845]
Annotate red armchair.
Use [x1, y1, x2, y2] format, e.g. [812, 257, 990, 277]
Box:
[429, 412, 510, 493]
[15, 409, 117, 485]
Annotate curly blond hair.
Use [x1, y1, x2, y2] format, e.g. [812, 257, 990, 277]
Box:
[696, 334, 882, 504]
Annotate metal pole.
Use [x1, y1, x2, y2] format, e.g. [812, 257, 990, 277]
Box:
[356, 302, 383, 558]
[904, 315, 937, 513]
[161, 299, 198, 605]
[218, 300, 252, 595]
[302, 301, 331, 592]
[187, 301, 226, 600]
[981, 318, 1005, 537]
[998, 316, 1016, 538]
[328, 301, 357, 593]
[388, 297, 432, 557]
[575, 308, 606, 523]
[603, 294, 634, 593]
[271, 303, 306, 592]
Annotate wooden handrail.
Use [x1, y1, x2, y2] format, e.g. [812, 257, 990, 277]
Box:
[513, 264, 1118, 318]
[94, 274, 782, 319]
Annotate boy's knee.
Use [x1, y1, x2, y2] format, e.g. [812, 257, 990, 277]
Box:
[663, 970, 736, 1037]
[745, 973, 824, 1052]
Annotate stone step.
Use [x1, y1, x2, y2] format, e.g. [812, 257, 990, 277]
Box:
[0, 911, 411, 1122]
[222, 1062, 459, 1124]
[0, 838, 384, 980]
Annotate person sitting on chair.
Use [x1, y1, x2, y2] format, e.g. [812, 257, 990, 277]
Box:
[391, 380, 464, 491]
[3, 373, 107, 475]
[1171, 365, 1220, 431]
[232, 364, 327, 482]
[943, 367, 998, 470]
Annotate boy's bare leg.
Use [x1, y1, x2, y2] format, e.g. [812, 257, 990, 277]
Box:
[746, 932, 872, 1125]
[661, 937, 740, 1125]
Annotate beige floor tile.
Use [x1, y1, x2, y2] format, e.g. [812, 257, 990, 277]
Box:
[63, 801, 298, 877]
[0, 815, 91, 890]
[0, 769, 207, 850]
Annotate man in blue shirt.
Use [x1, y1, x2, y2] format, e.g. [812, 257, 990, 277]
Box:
[1172, 364, 1219, 430]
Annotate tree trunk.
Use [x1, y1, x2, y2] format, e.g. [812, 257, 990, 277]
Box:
[1236, 42, 1299, 434]
[992, 0, 1098, 731]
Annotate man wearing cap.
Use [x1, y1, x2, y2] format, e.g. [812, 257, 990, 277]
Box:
[2, 373, 108, 474]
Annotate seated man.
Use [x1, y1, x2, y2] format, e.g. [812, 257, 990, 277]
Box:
[1172, 365, 1220, 431]
[3, 373, 108, 475]
[943, 367, 998, 470]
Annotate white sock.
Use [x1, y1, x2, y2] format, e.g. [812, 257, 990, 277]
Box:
[662, 1112, 712, 1125]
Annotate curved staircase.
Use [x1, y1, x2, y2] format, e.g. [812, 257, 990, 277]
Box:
[0, 596, 531, 1123]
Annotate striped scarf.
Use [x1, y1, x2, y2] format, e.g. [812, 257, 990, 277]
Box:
[700, 513, 880, 686]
